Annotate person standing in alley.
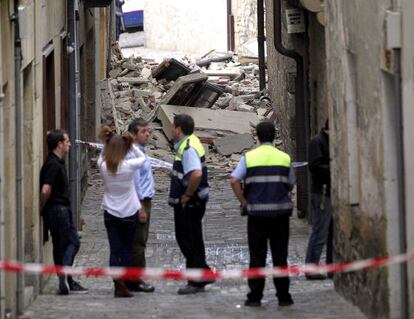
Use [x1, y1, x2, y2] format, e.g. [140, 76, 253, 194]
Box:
[125, 118, 155, 293]
[40, 130, 88, 295]
[115, 0, 125, 41]
[98, 125, 145, 298]
[230, 121, 294, 307]
[168, 114, 214, 295]
[304, 119, 333, 280]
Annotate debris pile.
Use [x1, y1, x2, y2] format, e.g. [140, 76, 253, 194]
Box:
[101, 44, 279, 168]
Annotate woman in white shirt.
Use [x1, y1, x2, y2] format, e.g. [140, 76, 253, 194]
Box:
[98, 125, 145, 298]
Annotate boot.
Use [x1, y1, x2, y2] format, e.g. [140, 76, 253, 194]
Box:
[114, 280, 133, 298]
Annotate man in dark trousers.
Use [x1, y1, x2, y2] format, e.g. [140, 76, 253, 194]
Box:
[40, 130, 87, 295]
[230, 121, 295, 307]
[168, 114, 214, 295]
[304, 119, 333, 280]
[126, 118, 155, 293]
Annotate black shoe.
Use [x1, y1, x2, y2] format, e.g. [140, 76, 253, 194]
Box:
[244, 300, 261, 307]
[136, 282, 155, 293]
[278, 298, 294, 307]
[68, 280, 88, 294]
[305, 274, 327, 280]
[177, 285, 205, 295]
[58, 281, 69, 295]
[203, 279, 216, 286]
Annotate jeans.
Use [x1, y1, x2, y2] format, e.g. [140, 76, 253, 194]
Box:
[247, 215, 291, 302]
[104, 211, 138, 268]
[43, 205, 80, 267]
[174, 201, 211, 287]
[305, 193, 333, 264]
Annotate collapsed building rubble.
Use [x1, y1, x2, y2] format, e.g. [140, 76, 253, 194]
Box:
[100, 44, 280, 168]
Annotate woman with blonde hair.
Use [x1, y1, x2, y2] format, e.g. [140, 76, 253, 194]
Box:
[98, 125, 145, 298]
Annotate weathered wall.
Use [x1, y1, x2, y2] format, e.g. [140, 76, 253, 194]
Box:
[402, 0, 414, 315]
[325, 0, 403, 318]
[1, 0, 18, 313]
[307, 14, 327, 135]
[264, 0, 307, 157]
[144, 0, 227, 54]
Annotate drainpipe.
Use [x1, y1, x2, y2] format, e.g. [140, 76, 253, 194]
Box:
[68, 0, 79, 227]
[11, 2, 24, 315]
[273, 0, 309, 215]
[257, 0, 266, 90]
[394, 43, 408, 319]
[389, 1, 408, 316]
[0, 84, 6, 319]
[74, 1, 81, 228]
[227, 0, 235, 52]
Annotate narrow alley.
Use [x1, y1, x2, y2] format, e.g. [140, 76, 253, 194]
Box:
[24, 160, 365, 319]
[1, 1, 414, 318]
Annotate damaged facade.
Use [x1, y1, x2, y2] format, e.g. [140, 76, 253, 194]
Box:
[0, 0, 112, 316]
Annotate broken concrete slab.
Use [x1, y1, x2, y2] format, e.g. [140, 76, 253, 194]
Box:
[117, 77, 150, 85]
[157, 105, 259, 141]
[202, 69, 241, 79]
[150, 131, 171, 150]
[152, 58, 191, 81]
[236, 104, 254, 112]
[214, 133, 255, 156]
[141, 67, 152, 79]
[161, 73, 208, 105]
[109, 68, 122, 78]
[122, 61, 141, 71]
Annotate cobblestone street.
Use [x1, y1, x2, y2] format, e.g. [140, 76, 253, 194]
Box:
[24, 160, 365, 319]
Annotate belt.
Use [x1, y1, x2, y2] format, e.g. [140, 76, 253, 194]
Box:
[142, 197, 152, 201]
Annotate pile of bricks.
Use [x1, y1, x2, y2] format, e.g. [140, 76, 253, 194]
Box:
[100, 44, 278, 167]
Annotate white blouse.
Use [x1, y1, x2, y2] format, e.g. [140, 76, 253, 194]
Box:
[98, 146, 145, 218]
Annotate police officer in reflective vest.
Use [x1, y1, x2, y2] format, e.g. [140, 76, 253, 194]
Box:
[230, 121, 295, 307]
[168, 114, 214, 295]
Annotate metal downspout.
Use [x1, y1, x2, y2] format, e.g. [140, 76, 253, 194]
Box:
[257, 0, 266, 90]
[273, 0, 309, 215]
[0, 78, 6, 319]
[74, 1, 81, 228]
[68, 0, 79, 227]
[227, 0, 235, 52]
[11, 2, 24, 314]
[387, 0, 408, 317]
[394, 45, 408, 319]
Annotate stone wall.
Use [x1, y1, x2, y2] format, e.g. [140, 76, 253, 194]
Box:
[264, 0, 307, 157]
[326, 0, 401, 317]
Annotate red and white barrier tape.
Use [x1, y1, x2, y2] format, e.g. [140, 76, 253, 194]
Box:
[75, 139, 307, 169]
[1, 252, 414, 281]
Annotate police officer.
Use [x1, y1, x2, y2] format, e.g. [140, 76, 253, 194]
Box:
[230, 121, 294, 307]
[168, 114, 214, 295]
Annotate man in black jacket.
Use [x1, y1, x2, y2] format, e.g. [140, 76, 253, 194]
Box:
[304, 119, 333, 280]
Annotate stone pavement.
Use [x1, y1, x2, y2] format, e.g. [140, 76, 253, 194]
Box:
[23, 159, 366, 319]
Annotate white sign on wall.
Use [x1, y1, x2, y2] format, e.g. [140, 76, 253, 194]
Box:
[286, 8, 306, 34]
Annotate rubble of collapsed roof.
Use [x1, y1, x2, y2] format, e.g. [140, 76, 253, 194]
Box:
[100, 43, 281, 169]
